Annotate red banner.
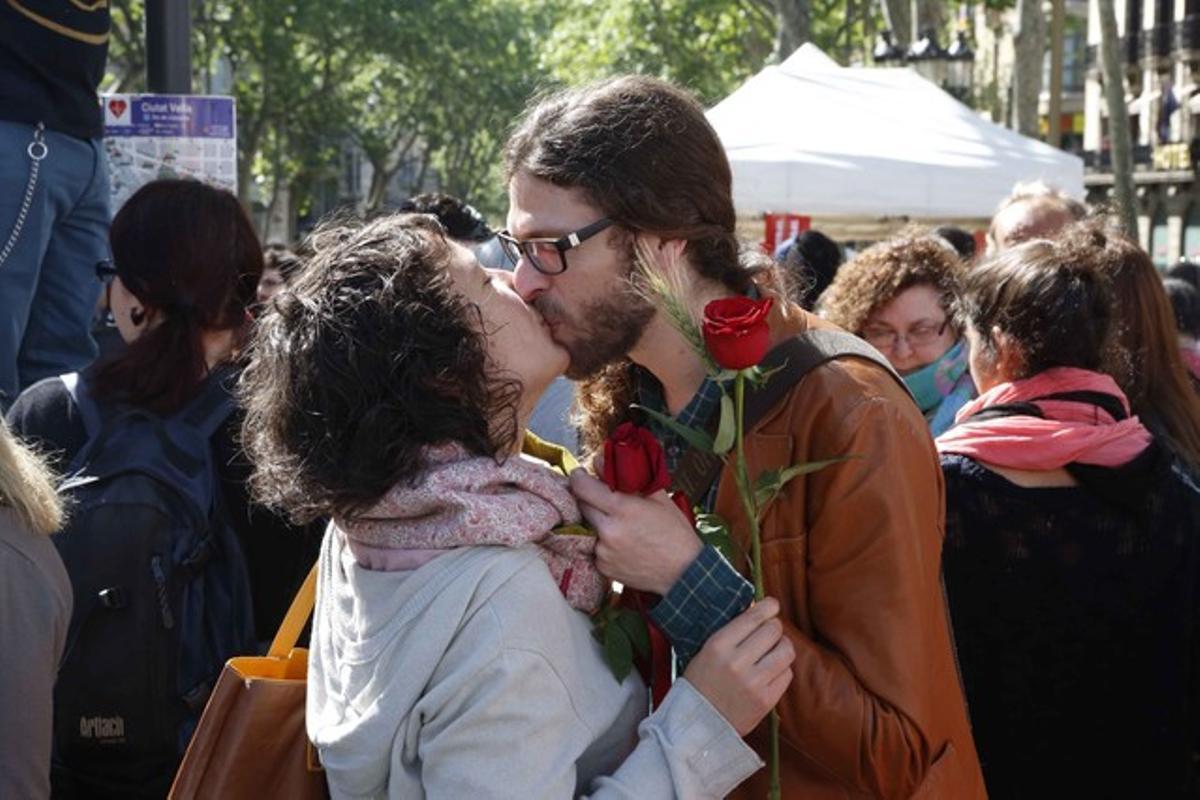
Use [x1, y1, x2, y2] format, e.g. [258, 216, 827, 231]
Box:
[763, 214, 811, 254]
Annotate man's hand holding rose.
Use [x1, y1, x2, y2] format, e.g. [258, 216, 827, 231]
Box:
[572, 422, 701, 593]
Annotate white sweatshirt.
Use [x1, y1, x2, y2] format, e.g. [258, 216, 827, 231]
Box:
[308, 530, 762, 799]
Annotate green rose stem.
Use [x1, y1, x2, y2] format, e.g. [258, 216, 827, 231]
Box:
[732, 372, 781, 800]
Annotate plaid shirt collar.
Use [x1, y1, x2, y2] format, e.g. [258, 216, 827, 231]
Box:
[634, 366, 723, 478]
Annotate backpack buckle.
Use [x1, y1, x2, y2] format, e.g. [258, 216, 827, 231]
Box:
[179, 538, 214, 579]
[97, 586, 127, 609]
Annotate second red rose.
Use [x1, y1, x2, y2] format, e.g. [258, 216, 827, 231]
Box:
[602, 422, 671, 496]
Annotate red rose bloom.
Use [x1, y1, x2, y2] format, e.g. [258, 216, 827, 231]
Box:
[602, 422, 671, 496]
[702, 296, 774, 370]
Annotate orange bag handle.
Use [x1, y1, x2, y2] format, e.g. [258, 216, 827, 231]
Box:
[268, 562, 318, 658]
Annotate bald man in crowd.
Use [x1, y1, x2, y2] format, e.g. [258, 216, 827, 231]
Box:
[989, 180, 1088, 253]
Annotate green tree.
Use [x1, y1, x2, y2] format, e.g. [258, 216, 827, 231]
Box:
[537, 0, 775, 104]
[345, 0, 551, 215]
[106, 0, 146, 92]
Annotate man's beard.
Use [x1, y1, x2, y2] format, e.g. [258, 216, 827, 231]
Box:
[534, 279, 655, 380]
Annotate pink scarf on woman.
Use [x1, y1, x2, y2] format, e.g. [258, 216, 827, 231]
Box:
[935, 367, 1153, 470]
[335, 444, 605, 613]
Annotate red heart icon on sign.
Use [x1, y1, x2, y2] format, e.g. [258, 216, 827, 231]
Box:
[108, 99, 128, 118]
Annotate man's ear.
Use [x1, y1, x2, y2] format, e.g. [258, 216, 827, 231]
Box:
[659, 238, 687, 262]
[632, 233, 687, 276]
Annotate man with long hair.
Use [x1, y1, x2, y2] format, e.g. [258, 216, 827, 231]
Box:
[500, 75, 985, 799]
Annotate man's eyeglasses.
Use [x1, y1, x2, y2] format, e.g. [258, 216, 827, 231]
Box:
[862, 318, 951, 352]
[496, 218, 613, 275]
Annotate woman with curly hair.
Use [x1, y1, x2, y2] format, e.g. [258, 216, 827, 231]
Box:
[818, 234, 974, 436]
[238, 213, 794, 799]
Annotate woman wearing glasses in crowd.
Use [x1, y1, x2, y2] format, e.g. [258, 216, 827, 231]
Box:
[818, 233, 974, 436]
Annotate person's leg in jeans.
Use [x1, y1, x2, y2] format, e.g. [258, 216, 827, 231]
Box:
[0, 120, 59, 408]
[17, 133, 108, 392]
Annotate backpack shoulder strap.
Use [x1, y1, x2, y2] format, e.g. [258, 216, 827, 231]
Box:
[741, 329, 910, 427]
[671, 330, 908, 502]
[961, 391, 1129, 425]
[174, 367, 237, 438]
[59, 371, 103, 440]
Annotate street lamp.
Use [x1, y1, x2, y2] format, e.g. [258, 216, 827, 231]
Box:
[873, 30, 903, 64]
[945, 29, 976, 103]
[906, 28, 949, 88]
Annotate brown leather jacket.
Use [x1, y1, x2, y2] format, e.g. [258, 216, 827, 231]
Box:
[724, 309, 985, 799]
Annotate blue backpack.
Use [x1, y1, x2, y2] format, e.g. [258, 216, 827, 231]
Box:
[50, 369, 256, 798]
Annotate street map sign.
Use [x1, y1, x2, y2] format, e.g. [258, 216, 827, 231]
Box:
[101, 94, 237, 213]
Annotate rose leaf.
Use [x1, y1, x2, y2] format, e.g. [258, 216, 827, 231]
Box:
[631, 404, 715, 452]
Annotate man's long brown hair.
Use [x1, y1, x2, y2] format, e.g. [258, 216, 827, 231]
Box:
[505, 75, 778, 454]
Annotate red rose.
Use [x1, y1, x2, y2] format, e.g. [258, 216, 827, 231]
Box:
[602, 422, 671, 496]
[702, 296, 774, 370]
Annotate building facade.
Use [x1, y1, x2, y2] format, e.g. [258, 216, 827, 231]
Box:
[1084, 0, 1200, 265]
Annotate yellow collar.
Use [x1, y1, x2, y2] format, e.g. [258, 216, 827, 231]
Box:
[522, 431, 579, 477]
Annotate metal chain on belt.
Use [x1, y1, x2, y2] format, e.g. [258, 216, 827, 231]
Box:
[0, 122, 48, 268]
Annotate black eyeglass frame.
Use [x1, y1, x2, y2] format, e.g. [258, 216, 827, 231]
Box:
[496, 217, 614, 275]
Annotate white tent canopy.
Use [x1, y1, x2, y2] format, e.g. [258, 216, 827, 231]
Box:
[707, 44, 1085, 220]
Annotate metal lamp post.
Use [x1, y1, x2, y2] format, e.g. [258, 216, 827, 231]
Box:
[906, 28, 949, 89]
[946, 29, 976, 104]
[146, 0, 191, 94]
[874, 29, 904, 64]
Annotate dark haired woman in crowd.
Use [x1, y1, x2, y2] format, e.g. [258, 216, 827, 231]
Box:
[774, 229, 843, 309]
[1167, 259, 1200, 290]
[819, 233, 975, 435]
[5, 180, 322, 791]
[1081, 226, 1200, 473]
[936, 230, 1200, 798]
[239, 212, 793, 798]
[1164, 277, 1200, 383]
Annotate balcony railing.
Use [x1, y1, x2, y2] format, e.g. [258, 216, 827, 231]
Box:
[1173, 14, 1200, 57]
[1082, 143, 1197, 173]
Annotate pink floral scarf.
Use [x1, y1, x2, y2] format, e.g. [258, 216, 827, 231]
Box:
[935, 367, 1153, 470]
[335, 443, 604, 613]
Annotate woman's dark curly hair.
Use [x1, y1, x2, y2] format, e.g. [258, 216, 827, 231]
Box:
[239, 213, 521, 524]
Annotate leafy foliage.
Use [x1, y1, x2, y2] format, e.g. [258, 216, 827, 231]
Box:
[592, 604, 651, 683]
[631, 404, 715, 453]
[103, 0, 916, 229]
[752, 458, 852, 515]
[535, 0, 775, 105]
[696, 512, 740, 566]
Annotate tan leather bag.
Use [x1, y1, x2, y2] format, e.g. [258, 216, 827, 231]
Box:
[168, 564, 328, 799]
